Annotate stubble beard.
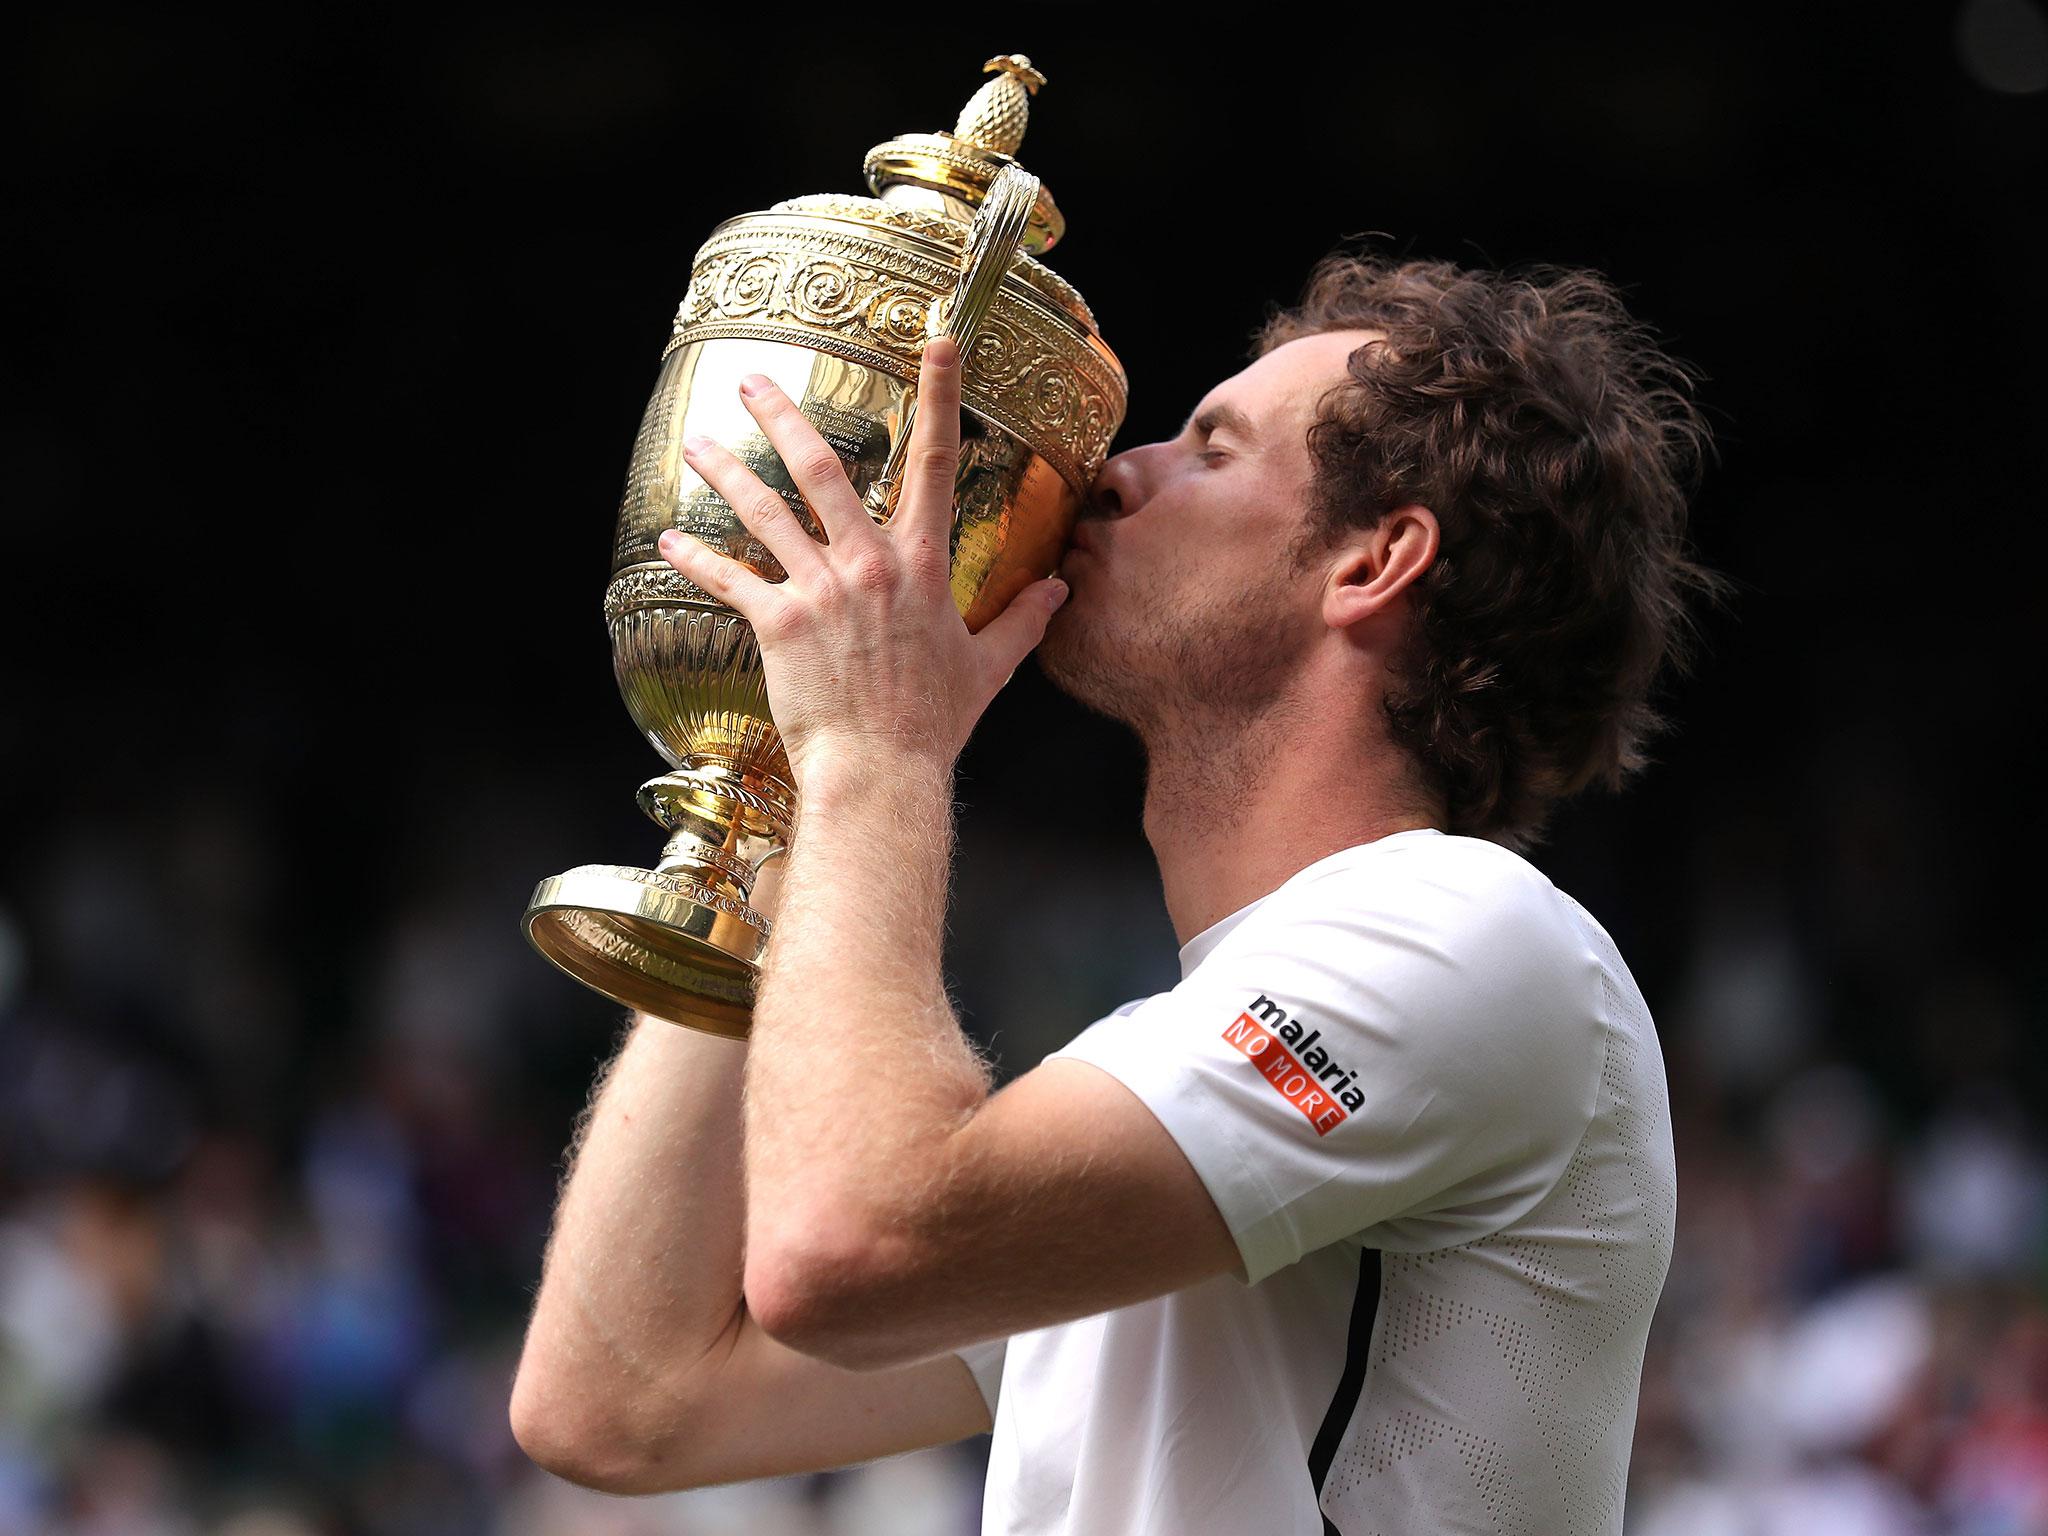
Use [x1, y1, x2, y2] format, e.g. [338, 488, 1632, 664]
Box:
[1036, 568, 1310, 747]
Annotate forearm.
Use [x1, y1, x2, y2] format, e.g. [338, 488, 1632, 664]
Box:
[742, 752, 991, 1283]
[735, 754, 1209, 1369]
[512, 1010, 750, 1471]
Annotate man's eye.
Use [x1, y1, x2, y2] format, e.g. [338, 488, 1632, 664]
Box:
[1200, 451, 1229, 466]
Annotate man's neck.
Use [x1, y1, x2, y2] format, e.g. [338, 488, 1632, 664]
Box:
[1139, 703, 1446, 948]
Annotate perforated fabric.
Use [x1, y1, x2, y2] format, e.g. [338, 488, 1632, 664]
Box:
[1318, 892, 1674, 1535]
[962, 830, 1676, 1536]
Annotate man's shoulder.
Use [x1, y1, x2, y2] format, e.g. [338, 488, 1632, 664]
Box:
[1300, 825, 1551, 890]
[1249, 830, 1590, 964]
[1201, 831, 1609, 1078]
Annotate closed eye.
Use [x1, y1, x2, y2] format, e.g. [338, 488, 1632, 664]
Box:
[1200, 450, 1229, 466]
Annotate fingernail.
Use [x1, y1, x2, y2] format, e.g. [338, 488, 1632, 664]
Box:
[658, 528, 680, 550]
[681, 434, 714, 456]
[739, 374, 771, 397]
[1047, 578, 1069, 610]
[927, 336, 958, 369]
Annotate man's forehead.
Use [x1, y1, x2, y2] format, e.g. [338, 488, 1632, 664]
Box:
[1182, 330, 1383, 444]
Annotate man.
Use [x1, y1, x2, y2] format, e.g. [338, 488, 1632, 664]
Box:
[509, 251, 1725, 1534]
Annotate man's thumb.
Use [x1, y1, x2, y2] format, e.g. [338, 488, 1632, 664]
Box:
[978, 576, 1069, 682]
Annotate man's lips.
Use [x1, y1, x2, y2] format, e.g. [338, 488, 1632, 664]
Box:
[1056, 533, 1092, 583]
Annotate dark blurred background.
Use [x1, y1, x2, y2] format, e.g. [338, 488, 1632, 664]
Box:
[5, 5, 2046, 1533]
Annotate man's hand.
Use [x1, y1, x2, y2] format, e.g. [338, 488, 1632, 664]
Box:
[655, 334, 1069, 786]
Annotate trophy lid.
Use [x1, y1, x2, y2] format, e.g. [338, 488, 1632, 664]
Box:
[669, 51, 1123, 492]
[862, 54, 1066, 253]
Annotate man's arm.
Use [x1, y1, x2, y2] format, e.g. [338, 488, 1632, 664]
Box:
[508, 1000, 993, 1493]
[738, 760, 1243, 1370]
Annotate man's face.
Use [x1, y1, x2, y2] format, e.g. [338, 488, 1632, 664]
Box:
[1037, 329, 1383, 733]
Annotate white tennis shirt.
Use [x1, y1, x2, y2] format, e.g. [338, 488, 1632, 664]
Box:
[951, 827, 1677, 1535]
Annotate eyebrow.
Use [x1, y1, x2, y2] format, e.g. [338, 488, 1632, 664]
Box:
[1182, 401, 1261, 447]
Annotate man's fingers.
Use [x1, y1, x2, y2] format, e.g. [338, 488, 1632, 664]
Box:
[657, 526, 778, 619]
[895, 336, 963, 552]
[735, 375, 877, 551]
[680, 432, 828, 581]
[974, 576, 1069, 689]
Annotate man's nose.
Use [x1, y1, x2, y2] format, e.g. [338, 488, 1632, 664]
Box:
[1085, 447, 1145, 519]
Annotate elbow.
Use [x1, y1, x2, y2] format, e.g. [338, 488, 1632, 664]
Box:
[507, 1369, 633, 1491]
[508, 1359, 703, 1495]
[743, 1221, 923, 1372]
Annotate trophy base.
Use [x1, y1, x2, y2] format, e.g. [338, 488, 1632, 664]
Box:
[523, 863, 769, 1038]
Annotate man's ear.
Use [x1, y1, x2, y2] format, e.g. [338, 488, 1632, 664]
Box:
[1323, 505, 1439, 631]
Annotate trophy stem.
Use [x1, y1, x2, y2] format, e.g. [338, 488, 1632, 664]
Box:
[640, 764, 790, 906]
[521, 763, 793, 1038]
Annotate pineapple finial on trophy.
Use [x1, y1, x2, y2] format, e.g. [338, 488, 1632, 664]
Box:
[955, 54, 1047, 155]
[864, 52, 1064, 251]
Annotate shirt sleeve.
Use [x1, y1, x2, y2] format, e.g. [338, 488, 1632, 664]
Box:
[951, 1337, 1006, 1416]
[1048, 843, 1607, 1285]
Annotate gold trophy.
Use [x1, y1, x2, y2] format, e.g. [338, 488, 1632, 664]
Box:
[523, 55, 1126, 1036]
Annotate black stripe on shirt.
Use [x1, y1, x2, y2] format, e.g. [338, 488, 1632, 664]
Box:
[1309, 1246, 1381, 1536]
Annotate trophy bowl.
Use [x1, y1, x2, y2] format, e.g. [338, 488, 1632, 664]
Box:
[523, 55, 1127, 1036]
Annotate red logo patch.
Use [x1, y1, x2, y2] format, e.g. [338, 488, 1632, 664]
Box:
[1222, 1012, 1350, 1136]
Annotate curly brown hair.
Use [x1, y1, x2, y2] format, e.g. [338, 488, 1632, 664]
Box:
[1253, 250, 1733, 851]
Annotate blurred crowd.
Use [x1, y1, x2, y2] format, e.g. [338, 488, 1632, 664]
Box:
[0, 786, 2042, 1536]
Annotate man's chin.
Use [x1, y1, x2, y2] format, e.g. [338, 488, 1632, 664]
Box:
[1033, 608, 1081, 687]
[1035, 609, 1139, 725]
